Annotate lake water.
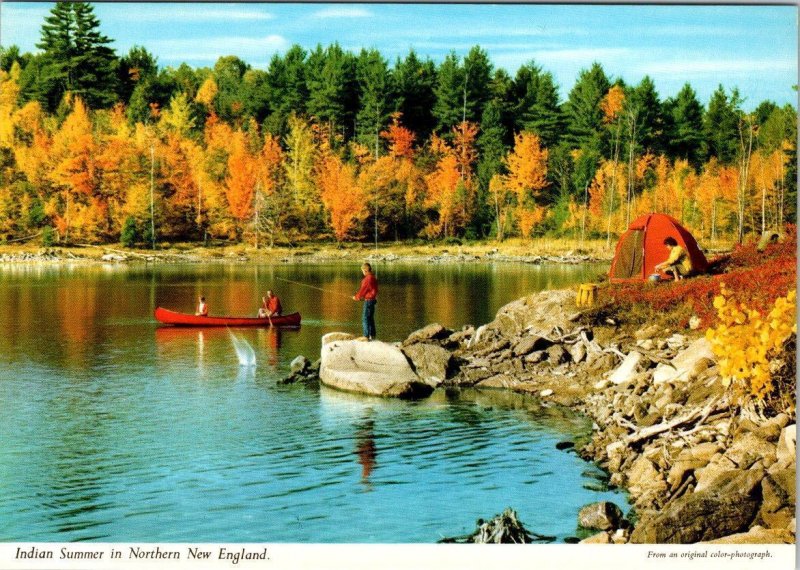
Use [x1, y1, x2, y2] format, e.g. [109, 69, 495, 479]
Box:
[0, 261, 628, 543]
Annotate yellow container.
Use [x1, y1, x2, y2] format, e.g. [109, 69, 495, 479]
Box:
[576, 283, 598, 307]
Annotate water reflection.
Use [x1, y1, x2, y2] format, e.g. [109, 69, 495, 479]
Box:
[256, 327, 282, 367]
[355, 415, 377, 488]
[1, 261, 627, 543]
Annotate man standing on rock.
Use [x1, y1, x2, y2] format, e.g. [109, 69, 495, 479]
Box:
[353, 263, 378, 340]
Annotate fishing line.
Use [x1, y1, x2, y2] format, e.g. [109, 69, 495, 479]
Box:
[274, 276, 353, 299]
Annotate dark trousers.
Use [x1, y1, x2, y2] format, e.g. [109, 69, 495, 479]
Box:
[362, 299, 377, 339]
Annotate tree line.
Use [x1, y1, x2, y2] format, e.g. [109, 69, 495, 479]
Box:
[0, 2, 796, 247]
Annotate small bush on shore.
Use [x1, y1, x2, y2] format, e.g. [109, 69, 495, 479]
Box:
[706, 285, 796, 414]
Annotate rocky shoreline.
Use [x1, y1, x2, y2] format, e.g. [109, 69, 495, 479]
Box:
[287, 288, 796, 544]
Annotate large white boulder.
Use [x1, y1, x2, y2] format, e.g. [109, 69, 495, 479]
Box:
[653, 337, 716, 385]
[320, 338, 433, 399]
[609, 351, 646, 385]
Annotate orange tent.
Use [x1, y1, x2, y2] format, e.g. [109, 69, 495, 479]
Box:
[609, 213, 708, 283]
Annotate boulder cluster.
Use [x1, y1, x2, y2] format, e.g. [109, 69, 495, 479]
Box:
[291, 287, 796, 544]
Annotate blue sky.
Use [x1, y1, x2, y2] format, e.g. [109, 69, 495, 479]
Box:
[1, 2, 797, 109]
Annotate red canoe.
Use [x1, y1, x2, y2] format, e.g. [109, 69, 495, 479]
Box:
[154, 307, 301, 327]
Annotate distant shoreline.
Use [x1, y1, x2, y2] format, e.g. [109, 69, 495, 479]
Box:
[0, 241, 615, 267]
[0, 239, 732, 267]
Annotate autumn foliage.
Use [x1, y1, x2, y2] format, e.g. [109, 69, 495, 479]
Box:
[0, 60, 795, 247]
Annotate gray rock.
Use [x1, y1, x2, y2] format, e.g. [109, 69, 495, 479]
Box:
[635, 324, 661, 340]
[546, 344, 570, 364]
[609, 351, 647, 385]
[653, 337, 715, 385]
[524, 351, 547, 364]
[627, 456, 667, 499]
[319, 339, 432, 399]
[629, 469, 765, 544]
[578, 502, 624, 531]
[321, 332, 355, 346]
[403, 323, 453, 346]
[569, 342, 587, 363]
[401, 342, 453, 387]
[702, 526, 794, 544]
[491, 289, 576, 338]
[580, 531, 612, 544]
[776, 424, 796, 465]
[447, 326, 474, 346]
[290, 355, 310, 374]
[513, 335, 553, 356]
[723, 432, 777, 470]
[759, 469, 796, 515]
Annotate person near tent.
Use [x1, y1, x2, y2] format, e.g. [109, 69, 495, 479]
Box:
[655, 237, 693, 280]
[353, 262, 378, 340]
[609, 213, 708, 283]
[258, 290, 282, 318]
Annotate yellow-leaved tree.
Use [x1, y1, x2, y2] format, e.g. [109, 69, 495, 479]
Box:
[503, 132, 548, 238]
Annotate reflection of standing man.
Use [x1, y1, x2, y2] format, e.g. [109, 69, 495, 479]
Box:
[353, 263, 378, 341]
[355, 418, 377, 485]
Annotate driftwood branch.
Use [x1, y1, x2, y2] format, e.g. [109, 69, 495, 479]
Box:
[581, 330, 603, 353]
[624, 397, 725, 445]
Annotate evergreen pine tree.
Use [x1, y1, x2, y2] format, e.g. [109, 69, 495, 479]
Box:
[213, 56, 250, 124]
[355, 49, 393, 156]
[117, 45, 158, 106]
[512, 62, 563, 148]
[563, 62, 610, 150]
[432, 52, 464, 134]
[703, 85, 740, 165]
[461, 46, 493, 124]
[663, 83, 704, 166]
[392, 50, 437, 143]
[627, 76, 664, 155]
[34, 1, 118, 111]
[306, 43, 358, 139]
[475, 100, 508, 236]
[264, 45, 308, 137]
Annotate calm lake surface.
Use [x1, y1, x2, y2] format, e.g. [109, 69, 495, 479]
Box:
[0, 261, 628, 543]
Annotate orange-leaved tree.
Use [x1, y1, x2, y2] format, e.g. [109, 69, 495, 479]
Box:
[225, 129, 259, 237]
[48, 96, 102, 241]
[316, 136, 367, 242]
[425, 136, 462, 238]
[503, 132, 548, 238]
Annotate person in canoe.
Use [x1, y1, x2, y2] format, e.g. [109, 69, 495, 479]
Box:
[654, 237, 693, 280]
[195, 295, 208, 316]
[258, 290, 283, 318]
[353, 262, 378, 340]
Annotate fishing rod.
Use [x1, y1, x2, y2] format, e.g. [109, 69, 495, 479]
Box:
[274, 276, 354, 300]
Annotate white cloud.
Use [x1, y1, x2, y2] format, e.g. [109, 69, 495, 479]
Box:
[101, 4, 275, 23]
[311, 7, 372, 19]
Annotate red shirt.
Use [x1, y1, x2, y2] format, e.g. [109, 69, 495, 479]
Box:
[264, 295, 282, 315]
[355, 273, 378, 300]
